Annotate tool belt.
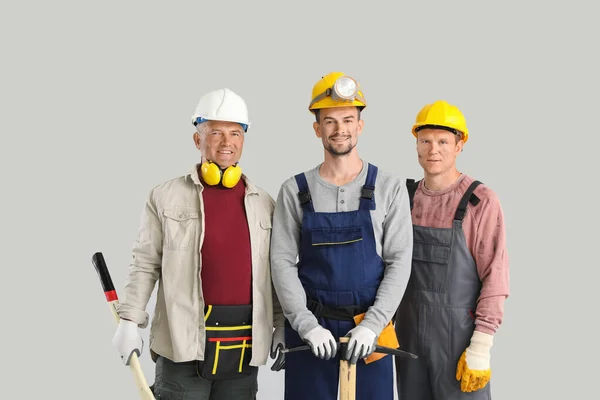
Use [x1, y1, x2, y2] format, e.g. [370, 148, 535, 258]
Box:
[307, 299, 400, 364]
[197, 304, 257, 380]
[307, 299, 367, 321]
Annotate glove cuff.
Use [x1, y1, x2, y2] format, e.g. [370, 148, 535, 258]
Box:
[468, 330, 494, 355]
[121, 318, 137, 325]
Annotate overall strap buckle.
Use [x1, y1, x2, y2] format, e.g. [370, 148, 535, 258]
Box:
[359, 163, 378, 210]
[294, 173, 314, 212]
[454, 180, 483, 221]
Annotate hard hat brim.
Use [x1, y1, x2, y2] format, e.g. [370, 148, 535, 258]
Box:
[412, 123, 469, 143]
[192, 116, 250, 132]
[309, 98, 367, 113]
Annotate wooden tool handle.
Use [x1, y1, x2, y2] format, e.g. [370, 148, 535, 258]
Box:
[339, 337, 357, 400]
[92, 252, 156, 400]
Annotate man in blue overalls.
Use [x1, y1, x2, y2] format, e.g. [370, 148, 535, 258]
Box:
[270, 72, 414, 400]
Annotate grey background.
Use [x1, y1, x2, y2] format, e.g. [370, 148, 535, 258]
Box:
[2, 0, 598, 399]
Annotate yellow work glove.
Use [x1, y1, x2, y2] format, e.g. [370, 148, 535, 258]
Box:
[456, 330, 493, 392]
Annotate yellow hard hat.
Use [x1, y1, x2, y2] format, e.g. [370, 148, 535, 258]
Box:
[412, 100, 469, 143]
[309, 72, 367, 113]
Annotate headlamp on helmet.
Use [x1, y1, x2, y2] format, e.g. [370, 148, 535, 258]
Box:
[333, 76, 358, 100]
[309, 75, 365, 109]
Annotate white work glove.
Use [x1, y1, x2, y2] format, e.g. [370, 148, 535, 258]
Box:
[112, 319, 143, 365]
[344, 325, 377, 364]
[456, 330, 494, 392]
[270, 327, 286, 359]
[303, 325, 337, 360]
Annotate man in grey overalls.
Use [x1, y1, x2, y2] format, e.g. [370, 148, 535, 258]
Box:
[395, 100, 510, 399]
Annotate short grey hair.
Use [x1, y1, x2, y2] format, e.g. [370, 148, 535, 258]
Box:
[195, 121, 211, 137]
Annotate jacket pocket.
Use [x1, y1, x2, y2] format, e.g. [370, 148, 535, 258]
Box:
[162, 208, 198, 251]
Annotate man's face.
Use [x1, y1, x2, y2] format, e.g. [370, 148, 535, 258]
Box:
[416, 128, 463, 175]
[313, 106, 363, 157]
[193, 120, 245, 168]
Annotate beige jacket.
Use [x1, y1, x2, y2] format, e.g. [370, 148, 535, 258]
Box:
[116, 164, 285, 365]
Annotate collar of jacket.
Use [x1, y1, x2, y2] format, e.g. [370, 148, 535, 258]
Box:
[184, 163, 259, 196]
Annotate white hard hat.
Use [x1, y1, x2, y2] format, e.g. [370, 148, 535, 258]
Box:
[191, 88, 250, 132]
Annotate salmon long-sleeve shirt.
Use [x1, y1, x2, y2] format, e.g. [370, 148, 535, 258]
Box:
[411, 174, 510, 335]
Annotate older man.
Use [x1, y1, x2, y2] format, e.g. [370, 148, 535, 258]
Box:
[112, 88, 284, 399]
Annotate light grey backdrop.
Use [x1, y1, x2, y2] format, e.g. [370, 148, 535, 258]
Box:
[2, 0, 598, 399]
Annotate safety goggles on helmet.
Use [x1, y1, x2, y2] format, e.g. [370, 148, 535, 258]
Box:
[309, 75, 366, 109]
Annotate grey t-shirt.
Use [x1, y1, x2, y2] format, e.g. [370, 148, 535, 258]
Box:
[270, 160, 414, 338]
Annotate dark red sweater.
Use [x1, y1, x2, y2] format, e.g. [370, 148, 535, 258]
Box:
[200, 179, 252, 305]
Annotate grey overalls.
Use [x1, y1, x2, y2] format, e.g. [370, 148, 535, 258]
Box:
[395, 179, 491, 399]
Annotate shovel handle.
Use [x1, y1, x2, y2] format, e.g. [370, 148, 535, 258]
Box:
[339, 337, 356, 400]
[92, 252, 156, 400]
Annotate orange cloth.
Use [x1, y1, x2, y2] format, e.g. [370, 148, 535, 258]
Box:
[352, 313, 400, 364]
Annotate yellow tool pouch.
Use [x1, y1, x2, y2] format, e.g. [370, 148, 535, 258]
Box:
[353, 312, 400, 364]
[197, 304, 256, 380]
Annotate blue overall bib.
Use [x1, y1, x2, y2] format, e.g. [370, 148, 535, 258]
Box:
[395, 179, 490, 399]
[284, 163, 394, 400]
